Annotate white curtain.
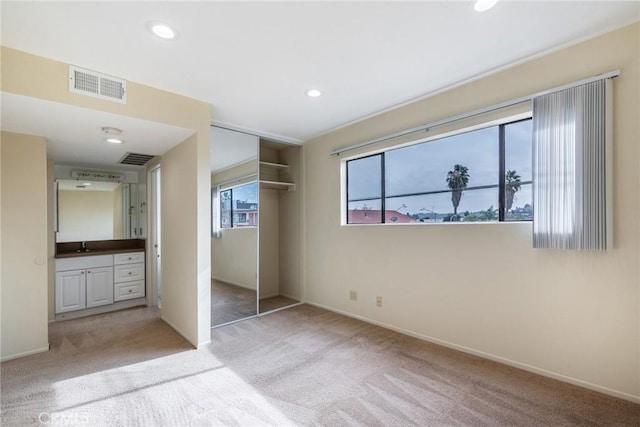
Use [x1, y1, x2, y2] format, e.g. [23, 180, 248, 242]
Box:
[532, 78, 612, 250]
[211, 186, 222, 239]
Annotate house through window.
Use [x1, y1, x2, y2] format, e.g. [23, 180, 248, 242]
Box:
[220, 182, 258, 228]
[345, 117, 532, 224]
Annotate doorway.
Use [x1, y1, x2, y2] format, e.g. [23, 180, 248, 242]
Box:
[149, 166, 162, 308]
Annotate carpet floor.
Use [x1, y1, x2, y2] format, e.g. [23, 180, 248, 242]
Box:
[2, 304, 639, 426]
[211, 279, 257, 326]
[212, 279, 300, 327]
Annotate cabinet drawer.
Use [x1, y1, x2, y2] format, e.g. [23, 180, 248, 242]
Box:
[114, 263, 145, 283]
[114, 280, 145, 301]
[114, 252, 145, 265]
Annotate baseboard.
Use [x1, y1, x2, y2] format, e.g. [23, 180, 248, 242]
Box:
[212, 277, 256, 291]
[306, 301, 640, 404]
[54, 298, 146, 322]
[1, 345, 49, 362]
[160, 315, 197, 349]
[278, 291, 300, 301]
[259, 292, 279, 300]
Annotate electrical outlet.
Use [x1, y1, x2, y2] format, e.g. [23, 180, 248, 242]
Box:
[349, 290, 358, 301]
[376, 296, 383, 307]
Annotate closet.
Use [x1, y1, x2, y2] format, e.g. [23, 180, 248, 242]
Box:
[258, 140, 302, 313]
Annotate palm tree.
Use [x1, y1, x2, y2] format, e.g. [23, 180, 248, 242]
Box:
[446, 164, 470, 220]
[505, 170, 522, 213]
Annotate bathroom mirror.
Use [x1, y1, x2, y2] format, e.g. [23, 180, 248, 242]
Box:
[210, 127, 259, 327]
[56, 179, 140, 242]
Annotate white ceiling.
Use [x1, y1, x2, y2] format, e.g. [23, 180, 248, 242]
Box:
[0, 92, 194, 169]
[1, 1, 638, 167]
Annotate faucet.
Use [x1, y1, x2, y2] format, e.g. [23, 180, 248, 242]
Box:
[80, 241, 88, 252]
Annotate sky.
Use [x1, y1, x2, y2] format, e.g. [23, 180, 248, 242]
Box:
[347, 119, 532, 215]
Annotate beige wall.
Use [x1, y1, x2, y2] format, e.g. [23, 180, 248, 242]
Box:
[1, 132, 49, 360]
[47, 159, 55, 322]
[2, 46, 212, 349]
[211, 159, 257, 186]
[57, 190, 115, 242]
[303, 23, 640, 401]
[259, 189, 279, 298]
[278, 146, 302, 300]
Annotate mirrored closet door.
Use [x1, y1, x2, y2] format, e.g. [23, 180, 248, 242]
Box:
[210, 127, 259, 327]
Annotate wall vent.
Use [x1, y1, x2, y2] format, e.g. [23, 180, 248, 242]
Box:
[69, 65, 127, 103]
[119, 153, 155, 166]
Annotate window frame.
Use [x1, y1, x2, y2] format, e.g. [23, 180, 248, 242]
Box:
[343, 114, 532, 225]
[216, 181, 259, 230]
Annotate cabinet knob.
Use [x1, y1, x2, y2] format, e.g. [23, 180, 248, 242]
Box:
[128, 289, 132, 293]
[87, 271, 91, 274]
[128, 272, 132, 275]
[81, 271, 84, 275]
[128, 257, 132, 260]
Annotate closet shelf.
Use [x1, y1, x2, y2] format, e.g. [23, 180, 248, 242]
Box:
[259, 161, 289, 169]
[259, 180, 295, 191]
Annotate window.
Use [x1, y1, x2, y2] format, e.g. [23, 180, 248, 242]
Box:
[345, 118, 532, 224]
[219, 182, 258, 229]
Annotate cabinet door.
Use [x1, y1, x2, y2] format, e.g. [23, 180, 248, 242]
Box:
[86, 267, 114, 308]
[55, 270, 86, 313]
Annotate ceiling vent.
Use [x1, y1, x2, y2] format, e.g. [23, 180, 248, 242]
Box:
[118, 152, 155, 166]
[69, 65, 127, 104]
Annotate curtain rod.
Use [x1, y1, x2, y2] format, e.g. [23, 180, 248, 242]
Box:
[216, 173, 257, 188]
[330, 70, 620, 156]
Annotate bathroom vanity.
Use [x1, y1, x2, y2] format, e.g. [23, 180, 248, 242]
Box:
[55, 240, 146, 320]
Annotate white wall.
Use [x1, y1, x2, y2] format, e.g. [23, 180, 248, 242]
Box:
[212, 227, 258, 290]
[1, 132, 49, 360]
[303, 23, 640, 401]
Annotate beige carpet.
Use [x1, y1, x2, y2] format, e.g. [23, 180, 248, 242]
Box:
[211, 279, 257, 327]
[2, 305, 639, 426]
[260, 295, 299, 314]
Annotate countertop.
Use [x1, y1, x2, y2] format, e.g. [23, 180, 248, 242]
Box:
[55, 239, 146, 259]
[55, 248, 145, 259]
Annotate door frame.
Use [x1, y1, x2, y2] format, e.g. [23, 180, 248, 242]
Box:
[147, 164, 161, 308]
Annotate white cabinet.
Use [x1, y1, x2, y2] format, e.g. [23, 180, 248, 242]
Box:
[114, 251, 145, 301]
[114, 252, 145, 265]
[86, 266, 114, 308]
[55, 270, 86, 313]
[55, 251, 145, 314]
[114, 263, 145, 283]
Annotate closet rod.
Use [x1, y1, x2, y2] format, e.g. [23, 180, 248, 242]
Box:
[330, 69, 620, 156]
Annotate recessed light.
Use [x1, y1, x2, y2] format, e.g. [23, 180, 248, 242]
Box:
[147, 21, 178, 40]
[474, 0, 498, 12]
[101, 126, 122, 136]
[306, 89, 323, 98]
[107, 138, 123, 144]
